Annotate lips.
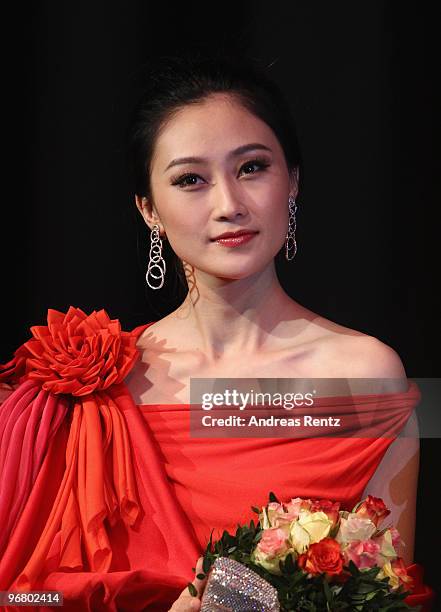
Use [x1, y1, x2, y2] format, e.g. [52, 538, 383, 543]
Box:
[211, 232, 258, 248]
[211, 230, 258, 241]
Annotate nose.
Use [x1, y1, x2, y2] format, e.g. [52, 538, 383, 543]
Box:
[212, 179, 250, 221]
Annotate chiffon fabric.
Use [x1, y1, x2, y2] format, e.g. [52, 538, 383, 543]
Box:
[0, 307, 435, 611]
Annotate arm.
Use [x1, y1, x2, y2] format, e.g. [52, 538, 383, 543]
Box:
[361, 413, 419, 565]
[168, 556, 207, 612]
[346, 336, 419, 564]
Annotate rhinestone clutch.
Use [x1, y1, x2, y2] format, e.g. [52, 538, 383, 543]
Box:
[200, 556, 280, 611]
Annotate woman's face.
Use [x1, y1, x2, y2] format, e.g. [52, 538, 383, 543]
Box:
[137, 93, 298, 282]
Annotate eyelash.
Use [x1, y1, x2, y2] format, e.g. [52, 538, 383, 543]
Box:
[170, 158, 271, 189]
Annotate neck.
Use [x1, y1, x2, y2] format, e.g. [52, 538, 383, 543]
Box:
[174, 260, 308, 361]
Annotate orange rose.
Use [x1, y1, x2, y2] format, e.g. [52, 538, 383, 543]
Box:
[355, 495, 390, 527]
[297, 537, 344, 577]
[0, 306, 140, 396]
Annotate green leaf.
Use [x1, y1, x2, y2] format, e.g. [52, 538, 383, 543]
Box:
[347, 560, 359, 576]
[251, 505, 261, 514]
[253, 530, 263, 543]
[269, 491, 280, 503]
[323, 578, 332, 603]
[284, 552, 295, 573]
[202, 556, 212, 574]
[205, 529, 214, 552]
[187, 582, 198, 597]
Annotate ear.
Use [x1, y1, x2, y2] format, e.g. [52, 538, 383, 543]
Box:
[134, 195, 165, 235]
[288, 166, 300, 199]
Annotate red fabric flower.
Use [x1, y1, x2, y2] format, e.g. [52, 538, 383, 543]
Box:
[297, 537, 344, 577]
[0, 306, 140, 396]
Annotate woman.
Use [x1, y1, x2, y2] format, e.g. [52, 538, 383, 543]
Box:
[0, 54, 433, 610]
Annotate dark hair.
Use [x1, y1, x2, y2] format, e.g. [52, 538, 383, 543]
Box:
[127, 51, 303, 295]
[128, 53, 302, 196]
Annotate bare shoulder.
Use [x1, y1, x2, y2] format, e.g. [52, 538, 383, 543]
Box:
[309, 315, 408, 390]
[328, 333, 406, 376]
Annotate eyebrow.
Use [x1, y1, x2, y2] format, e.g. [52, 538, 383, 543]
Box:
[164, 143, 273, 173]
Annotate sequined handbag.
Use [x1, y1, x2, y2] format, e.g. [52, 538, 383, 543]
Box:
[200, 556, 280, 611]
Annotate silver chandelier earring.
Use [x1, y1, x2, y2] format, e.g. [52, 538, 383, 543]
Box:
[285, 195, 298, 261]
[146, 224, 166, 289]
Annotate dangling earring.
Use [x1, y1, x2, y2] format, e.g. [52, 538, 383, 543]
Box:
[285, 195, 298, 261]
[146, 224, 166, 289]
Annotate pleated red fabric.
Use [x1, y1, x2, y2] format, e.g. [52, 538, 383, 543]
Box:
[0, 309, 435, 611]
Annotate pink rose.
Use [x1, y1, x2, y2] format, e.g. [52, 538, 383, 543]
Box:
[284, 497, 312, 518]
[343, 539, 381, 569]
[266, 498, 313, 528]
[257, 527, 290, 556]
[252, 527, 292, 574]
[266, 502, 285, 526]
[389, 527, 403, 549]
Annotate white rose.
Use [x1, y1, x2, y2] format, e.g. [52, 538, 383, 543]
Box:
[336, 515, 376, 544]
[289, 510, 332, 554]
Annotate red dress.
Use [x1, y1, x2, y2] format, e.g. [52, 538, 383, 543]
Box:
[0, 307, 435, 611]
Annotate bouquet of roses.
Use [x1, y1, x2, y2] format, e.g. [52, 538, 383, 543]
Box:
[189, 492, 420, 611]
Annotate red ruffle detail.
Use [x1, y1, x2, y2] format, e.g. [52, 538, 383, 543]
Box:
[0, 307, 140, 397]
[0, 386, 143, 604]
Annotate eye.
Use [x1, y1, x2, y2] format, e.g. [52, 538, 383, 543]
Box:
[170, 172, 204, 189]
[170, 157, 271, 190]
[239, 158, 271, 176]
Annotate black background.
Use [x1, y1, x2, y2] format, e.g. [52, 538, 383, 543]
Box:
[2, 1, 439, 593]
